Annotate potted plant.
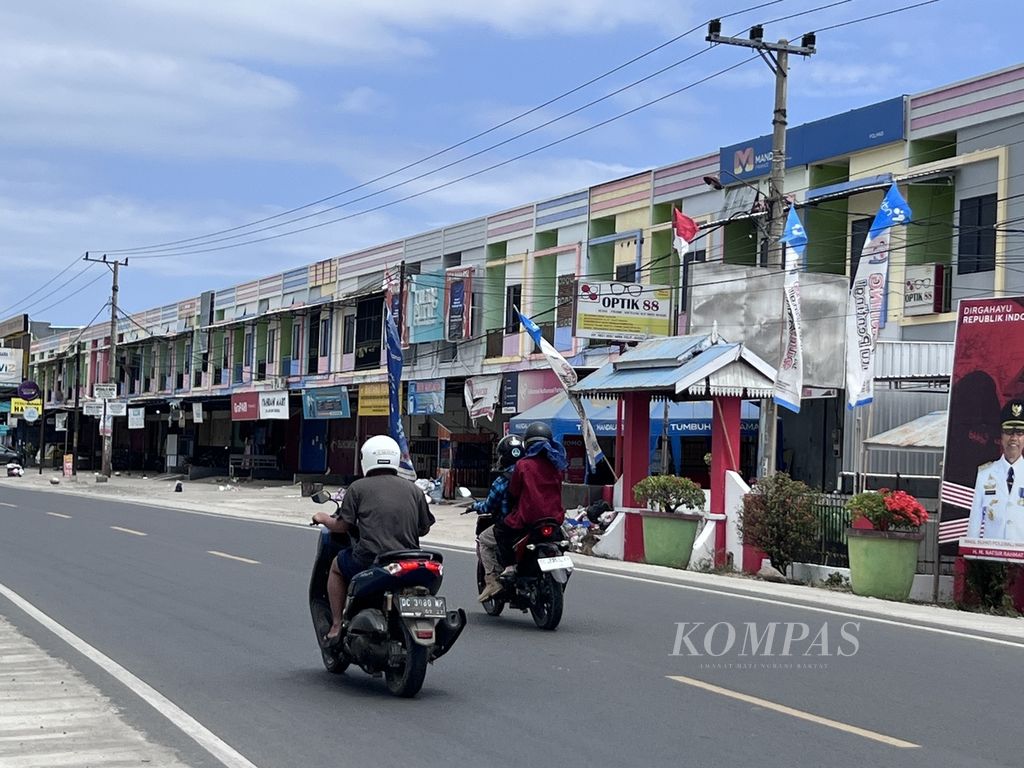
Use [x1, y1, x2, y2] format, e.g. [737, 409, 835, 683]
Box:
[631, 475, 706, 569]
[738, 472, 820, 577]
[845, 488, 928, 601]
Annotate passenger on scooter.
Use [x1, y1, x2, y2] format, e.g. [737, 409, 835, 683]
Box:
[493, 422, 567, 584]
[311, 435, 434, 645]
[475, 434, 525, 602]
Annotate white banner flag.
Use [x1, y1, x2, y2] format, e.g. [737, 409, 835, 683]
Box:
[128, 407, 145, 430]
[193, 402, 204, 423]
[774, 206, 807, 413]
[845, 184, 912, 408]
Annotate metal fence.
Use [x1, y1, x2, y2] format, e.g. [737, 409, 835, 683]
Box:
[805, 492, 954, 575]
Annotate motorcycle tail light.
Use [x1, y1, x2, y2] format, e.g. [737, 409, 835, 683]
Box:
[540, 525, 556, 538]
[385, 560, 443, 576]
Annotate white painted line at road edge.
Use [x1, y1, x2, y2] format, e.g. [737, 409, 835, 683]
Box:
[47, 512, 72, 519]
[422, 542, 1024, 650]
[207, 550, 260, 565]
[0, 581, 261, 768]
[110, 526, 147, 537]
[667, 675, 920, 749]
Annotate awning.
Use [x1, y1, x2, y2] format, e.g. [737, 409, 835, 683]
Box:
[863, 410, 946, 454]
[509, 390, 759, 440]
[571, 334, 777, 400]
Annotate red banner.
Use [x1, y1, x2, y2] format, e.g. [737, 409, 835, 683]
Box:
[231, 392, 260, 421]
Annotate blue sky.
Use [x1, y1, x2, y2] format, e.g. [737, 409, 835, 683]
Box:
[2, 0, 1022, 326]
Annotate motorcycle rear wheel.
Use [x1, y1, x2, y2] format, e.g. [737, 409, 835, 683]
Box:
[312, 600, 349, 674]
[530, 574, 564, 631]
[385, 639, 429, 697]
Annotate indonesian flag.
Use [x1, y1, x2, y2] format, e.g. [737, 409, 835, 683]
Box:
[673, 208, 698, 255]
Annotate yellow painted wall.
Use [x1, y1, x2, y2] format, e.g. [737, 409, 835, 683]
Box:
[849, 144, 906, 179]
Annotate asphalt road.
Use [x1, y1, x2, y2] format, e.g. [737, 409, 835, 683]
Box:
[1, 483, 1022, 768]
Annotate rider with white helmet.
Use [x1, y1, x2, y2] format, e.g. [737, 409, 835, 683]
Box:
[312, 435, 434, 645]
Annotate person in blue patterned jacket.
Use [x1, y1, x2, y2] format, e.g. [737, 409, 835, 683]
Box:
[475, 434, 525, 601]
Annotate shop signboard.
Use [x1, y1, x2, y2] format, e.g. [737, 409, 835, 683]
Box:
[258, 391, 289, 420]
[358, 382, 390, 417]
[231, 392, 260, 421]
[407, 379, 445, 415]
[574, 281, 672, 342]
[303, 386, 351, 419]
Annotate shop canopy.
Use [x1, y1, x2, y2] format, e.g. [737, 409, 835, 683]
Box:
[508, 391, 759, 442]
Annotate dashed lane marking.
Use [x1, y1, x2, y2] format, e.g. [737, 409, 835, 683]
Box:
[46, 512, 72, 519]
[110, 526, 147, 536]
[207, 550, 260, 565]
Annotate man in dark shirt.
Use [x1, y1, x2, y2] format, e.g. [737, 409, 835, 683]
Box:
[312, 435, 433, 644]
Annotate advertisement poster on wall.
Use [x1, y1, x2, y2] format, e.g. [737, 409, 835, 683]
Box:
[0, 348, 22, 385]
[445, 267, 474, 342]
[464, 375, 502, 422]
[129, 408, 145, 430]
[501, 372, 519, 415]
[231, 392, 259, 421]
[407, 379, 445, 415]
[258, 391, 289, 420]
[940, 296, 1024, 562]
[303, 386, 351, 419]
[358, 382, 391, 417]
[408, 274, 445, 344]
[517, 369, 562, 413]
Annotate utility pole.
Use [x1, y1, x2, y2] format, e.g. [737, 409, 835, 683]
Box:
[706, 20, 816, 476]
[83, 253, 128, 477]
[72, 341, 81, 477]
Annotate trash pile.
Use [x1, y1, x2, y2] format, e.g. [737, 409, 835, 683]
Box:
[562, 500, 617, 556]
[414, 478, 444, 504]
[5, 463, 24, 478]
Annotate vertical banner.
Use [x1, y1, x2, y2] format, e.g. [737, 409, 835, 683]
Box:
[519, 311, 605, 473]
[384, 294, 415, 478]
[774, 206, 808, 413]
[54, 413, 68, 432]
[501, 372, 520, 415]
[845, 183, 912, 408]
[193, 402, 204, 423]
[128, 408, 145, 430]
[444, 267, 474, 342]
[464, 375, 503, 422]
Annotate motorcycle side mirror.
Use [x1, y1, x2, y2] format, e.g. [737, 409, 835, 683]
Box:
[456, 486, 472, 499]
[311, 490, 333, 504]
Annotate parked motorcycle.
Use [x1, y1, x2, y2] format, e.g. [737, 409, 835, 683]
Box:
[308, 490, 467, 697]
[467, 490, 574, 630]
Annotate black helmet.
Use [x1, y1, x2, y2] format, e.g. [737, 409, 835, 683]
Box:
[496, 434, 525, 469]
[523, 421, 553, 447]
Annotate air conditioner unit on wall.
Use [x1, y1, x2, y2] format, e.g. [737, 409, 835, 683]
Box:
[903, 263, 951, 317]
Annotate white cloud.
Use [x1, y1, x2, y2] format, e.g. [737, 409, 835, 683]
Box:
[337, 86, 391, 116]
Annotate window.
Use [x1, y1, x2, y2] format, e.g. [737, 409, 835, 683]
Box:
[267, 328, 278, 365]
[354, 295, 384, 370]
[849, 217, 873, 287]
[958, 193, 997, 274]
[615, 263, 637, 283]
[307, 314, 320, 375]
[504, 284, 522, 333]
[183, 342, 192, 374]
[343, 315, 355, 354]
[319, 316, 331, 357]
[291, 322, 302, 361]
[243, 331, 253, 367]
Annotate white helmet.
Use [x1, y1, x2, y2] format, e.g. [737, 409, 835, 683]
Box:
[360, 435, 401, 477]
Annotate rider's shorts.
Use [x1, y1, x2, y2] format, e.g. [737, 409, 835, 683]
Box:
[337, 547, 372, 580]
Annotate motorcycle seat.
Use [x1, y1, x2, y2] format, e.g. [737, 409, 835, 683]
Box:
[373, 549, 444, 566]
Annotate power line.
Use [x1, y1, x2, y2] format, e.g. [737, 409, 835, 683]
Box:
[0, 254, 83, 319]
[32, 272, 108, 317]
[99, 0, 791, 256]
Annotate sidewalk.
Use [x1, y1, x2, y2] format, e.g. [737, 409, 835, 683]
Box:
[2, 470, 1023, 641]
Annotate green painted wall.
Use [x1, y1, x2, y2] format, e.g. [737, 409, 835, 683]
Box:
[724, 219, 757, 265]
[907, 184, 954, 266]
[649, 229, 678, 287]
[533, 255, 556, 316]
[485, 264, 506, 331]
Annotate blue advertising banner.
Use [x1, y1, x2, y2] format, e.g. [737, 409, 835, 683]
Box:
[407, 274, 444, 344]
[719, 97, 906, 182]
[302, 386, 350, 420]
[385, 299, 415, 475]
[407, 379, 445, 415]
[501, 372, 519, 415]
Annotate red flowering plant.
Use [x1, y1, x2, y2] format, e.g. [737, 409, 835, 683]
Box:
[846, 488, 929, 532]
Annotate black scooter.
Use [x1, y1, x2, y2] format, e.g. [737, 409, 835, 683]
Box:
[308, 490, 467, 697]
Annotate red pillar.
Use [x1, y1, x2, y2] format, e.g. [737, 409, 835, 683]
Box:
[622, 391, 651, 508]
[711, 396, 740, 567]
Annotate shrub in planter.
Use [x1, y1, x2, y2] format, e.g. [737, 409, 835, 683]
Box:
[844, 488, 928, 601]
[632, 474, 705, 514]
[739, 472, 820, 575]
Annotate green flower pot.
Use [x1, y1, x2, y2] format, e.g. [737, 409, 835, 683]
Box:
[847, 528, 923, 601]
[641, 511, 702, 569]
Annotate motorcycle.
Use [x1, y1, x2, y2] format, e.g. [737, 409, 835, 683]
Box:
[467, 490, 574, 631]
[307, 489, 467, 697]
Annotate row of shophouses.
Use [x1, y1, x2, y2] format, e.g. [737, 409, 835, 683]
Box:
[13, 61, 1024, 495]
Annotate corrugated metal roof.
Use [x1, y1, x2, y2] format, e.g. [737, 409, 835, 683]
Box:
[571, 336, 776, 398]
[873, 340, 953, 381]
[863, 410, 947, 454]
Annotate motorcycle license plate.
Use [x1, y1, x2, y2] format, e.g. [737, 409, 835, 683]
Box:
[397, 595, 447, 619]
[537, 555, 574, 572]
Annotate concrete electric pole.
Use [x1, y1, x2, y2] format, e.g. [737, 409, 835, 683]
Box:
[83, 253, 128, 478]
[706, 20, 816, 476]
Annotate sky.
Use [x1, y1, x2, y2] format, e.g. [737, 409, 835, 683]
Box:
[1, 0, 1022, 327]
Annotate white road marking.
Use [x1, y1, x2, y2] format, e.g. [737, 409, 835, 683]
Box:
[0, 502, 17, 508]
[668, 675, 920, 748]
[0, 581, 261, 768]
[46, 512, 72, 519]
[207, 550, 260, 565]
[423, 542, 1024, 650]
[110, 526, 147, 537]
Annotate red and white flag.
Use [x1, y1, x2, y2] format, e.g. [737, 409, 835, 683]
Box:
[672, 208, 698, 256]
